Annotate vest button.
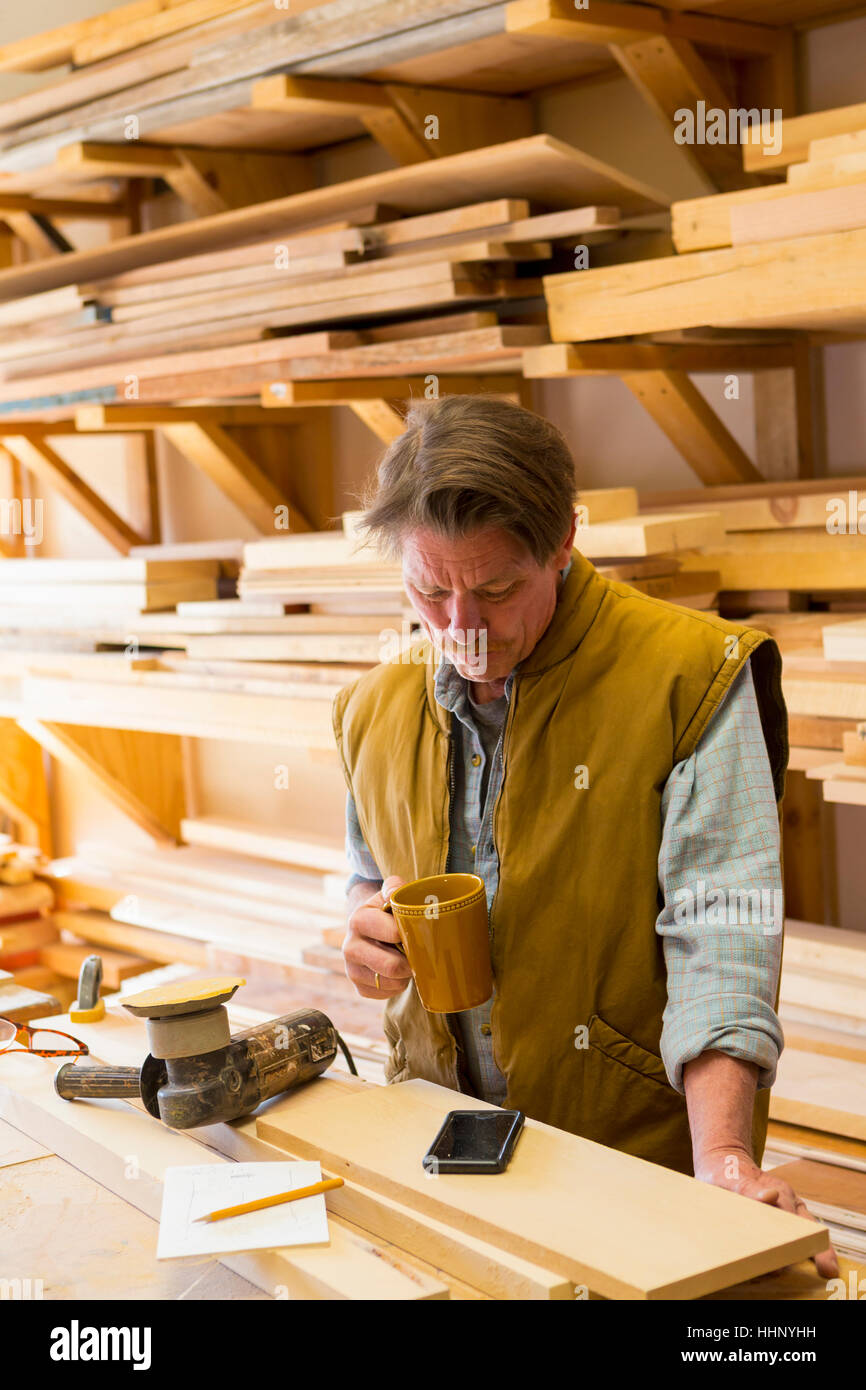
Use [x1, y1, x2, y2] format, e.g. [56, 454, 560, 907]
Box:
[471, 754, 481, 766]
[480, 1024, 492, 1036]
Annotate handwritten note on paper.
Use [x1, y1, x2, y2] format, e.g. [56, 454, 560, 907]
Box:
[157, 1161, 329, 1259]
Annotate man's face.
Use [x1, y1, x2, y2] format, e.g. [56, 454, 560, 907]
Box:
[401, 520, 576, 684]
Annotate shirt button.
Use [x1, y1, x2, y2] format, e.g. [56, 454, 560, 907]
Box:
[470, 844, 476, 855]
[480, 1024, 492, 1036]
[471, 754, 481, 766]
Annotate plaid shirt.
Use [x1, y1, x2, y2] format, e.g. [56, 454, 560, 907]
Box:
[344, 560, 784, 1102]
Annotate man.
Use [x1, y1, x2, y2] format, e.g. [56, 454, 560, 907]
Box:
[333, 394, 836, 1276]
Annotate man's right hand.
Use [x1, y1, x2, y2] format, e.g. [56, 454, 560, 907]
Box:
[342, 875, 414, 999]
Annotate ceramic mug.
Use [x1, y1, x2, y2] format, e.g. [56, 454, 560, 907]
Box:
[383, 872, 493, 1013]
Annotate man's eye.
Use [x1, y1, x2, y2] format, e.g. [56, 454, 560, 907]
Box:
[483, 586, 516, 601]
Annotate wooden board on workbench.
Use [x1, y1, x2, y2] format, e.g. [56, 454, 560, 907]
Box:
[257, 1076, 827, 1300]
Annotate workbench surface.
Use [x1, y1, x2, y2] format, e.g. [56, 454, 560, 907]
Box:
[2, 1106, 861, 1302]
[0, 1117, 266, 1300]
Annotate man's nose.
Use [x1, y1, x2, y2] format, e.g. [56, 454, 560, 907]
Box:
[448, 593, 482, 639]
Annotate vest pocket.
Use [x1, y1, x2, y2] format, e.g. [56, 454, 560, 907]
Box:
[587, 1014, 671, 1089]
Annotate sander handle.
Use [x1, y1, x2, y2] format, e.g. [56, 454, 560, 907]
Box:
[54, 1062, 142, 1101]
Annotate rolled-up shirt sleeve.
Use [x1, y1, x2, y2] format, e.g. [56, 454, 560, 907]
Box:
[656, 657, 784, 1094]
[344, 789, 384, 895]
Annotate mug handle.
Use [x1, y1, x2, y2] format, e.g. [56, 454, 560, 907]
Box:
[380, 892, 406, 954]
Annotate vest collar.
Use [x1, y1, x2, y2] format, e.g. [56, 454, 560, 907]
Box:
[423, 548, 605, 732]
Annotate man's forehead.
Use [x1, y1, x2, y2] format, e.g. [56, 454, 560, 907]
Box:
[402, 528, 526, 579]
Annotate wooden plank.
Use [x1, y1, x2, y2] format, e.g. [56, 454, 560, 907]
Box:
[575, 510, 723, 559]
[0, 331, 356, 406]
[731, 183, 866, 248]
[50, 907, 207, 966]
[0, 580, 216, 610]
[257, 1076, 826, 1300]
[12, 675, 341, 748]
[0, 137, 668, 304]
[0, 557, 219, 583]
[0, 0, 192, 72]
[0, 4, 297, 133]
[0, 972, 60, 1023]
[824, 620, 866, 662]
[523, 341, 794, 377]
[72, 0, 263, 65]
[180, 817, 347, 873]
[39, 940, 153, 988]
[0, 881, 54, 921]
[0, 920, 59, 956]
[641, 473, 866, 509]
[183, 633, 384, 663]
[743, 101, 866, 173]
[771, 1050, 866, 1142]
[644, 485, 855, 533]
[545, 227, 866, 339]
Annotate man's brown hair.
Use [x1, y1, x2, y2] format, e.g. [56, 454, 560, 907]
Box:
[352, 394, 577, 567]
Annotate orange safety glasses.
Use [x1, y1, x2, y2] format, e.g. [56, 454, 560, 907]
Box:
[0, 1016, 89, 1058]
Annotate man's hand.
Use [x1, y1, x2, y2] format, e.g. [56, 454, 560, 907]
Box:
[694, 1144, 839, 1280]
[684, 1050, 839, 1280]
[342, 875, 414, 999]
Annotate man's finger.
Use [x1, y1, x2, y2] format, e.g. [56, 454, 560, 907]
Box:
[792, 1199, 840, 1279]
[349, 935, 413, 981]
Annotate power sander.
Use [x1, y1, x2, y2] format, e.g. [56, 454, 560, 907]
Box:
[54, 975, 356, 1130]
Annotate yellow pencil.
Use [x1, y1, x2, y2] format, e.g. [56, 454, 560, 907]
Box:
[195, 1176, 344, 1223]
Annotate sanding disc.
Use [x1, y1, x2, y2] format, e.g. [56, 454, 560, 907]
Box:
[122, 975, 245, 1017]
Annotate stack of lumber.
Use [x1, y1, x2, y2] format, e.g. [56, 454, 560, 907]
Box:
[0, 850, 164, 1013]
[644, 477, 866, 598]
[236, 494, 725, 618]
[0, 194, 664, 413]
[544, 99, 866, 339]
[769, 919, 866, 1179]
[0, 556, 220, 617]
[0, 880, 57, 974]
[0, 207, 556, 391]
[763, 1159, 866, 1263]
[37, 834, 388, 1053]
[239, 528, 404, 611]
[0, 537, 379, 743]
[791, 620, 866, 806]
[0, 875, 66, 1020]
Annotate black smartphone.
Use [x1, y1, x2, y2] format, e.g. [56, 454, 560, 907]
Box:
[422, 1108, 525, 1174]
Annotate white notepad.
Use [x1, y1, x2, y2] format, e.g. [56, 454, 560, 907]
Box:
[157, 1161, 330, 1259]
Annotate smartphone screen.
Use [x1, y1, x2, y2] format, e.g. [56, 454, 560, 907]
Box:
[424, 1109, 524, 1172]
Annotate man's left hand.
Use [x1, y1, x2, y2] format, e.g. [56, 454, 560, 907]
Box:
[695, 1144, 839, 1280]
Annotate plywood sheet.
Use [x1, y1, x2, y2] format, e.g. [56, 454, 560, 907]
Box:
[257, 1076, 827, 1300]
